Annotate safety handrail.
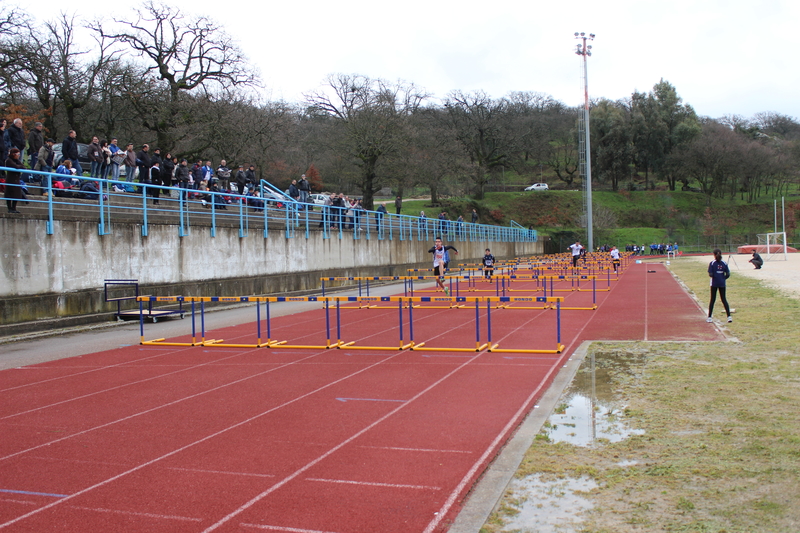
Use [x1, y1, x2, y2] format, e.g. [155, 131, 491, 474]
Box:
[1, 166, 537, 244]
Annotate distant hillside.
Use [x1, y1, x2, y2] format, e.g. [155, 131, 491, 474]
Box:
[403, 191, 799, 250]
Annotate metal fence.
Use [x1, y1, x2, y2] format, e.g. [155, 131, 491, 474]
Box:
[1, 168, 537, 244]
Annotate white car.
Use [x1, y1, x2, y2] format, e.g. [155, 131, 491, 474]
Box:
[524, 183, 549, 191]
[309, 193, 330, 205]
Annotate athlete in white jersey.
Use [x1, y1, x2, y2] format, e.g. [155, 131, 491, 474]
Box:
[568, 241, 583, 268]
[610, 245, 620, 273]
[428, 237, 458, 295]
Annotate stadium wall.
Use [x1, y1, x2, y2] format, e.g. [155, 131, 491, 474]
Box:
[0, 218, 542, 331]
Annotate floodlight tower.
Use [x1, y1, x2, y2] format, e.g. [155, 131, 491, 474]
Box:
[575, 32, 595, 251]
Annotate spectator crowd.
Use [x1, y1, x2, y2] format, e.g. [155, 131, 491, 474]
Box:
[2, 118, 487, 237]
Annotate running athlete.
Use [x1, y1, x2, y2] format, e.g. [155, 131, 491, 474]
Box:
[568, 241, 583, 268]
[707, 248, 732, 323]
[610, 245, 621, 273]
[482, 249, 496, 279]
[428, 237, 458, 296]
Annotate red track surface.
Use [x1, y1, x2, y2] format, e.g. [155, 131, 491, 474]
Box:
[0, 262, 722, 532]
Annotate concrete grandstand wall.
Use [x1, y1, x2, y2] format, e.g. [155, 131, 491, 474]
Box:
[0, 218, 542, 330]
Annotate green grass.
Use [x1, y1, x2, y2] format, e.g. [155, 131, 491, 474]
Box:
[483, 258, 800, 532]
[407, 190, 798, 245]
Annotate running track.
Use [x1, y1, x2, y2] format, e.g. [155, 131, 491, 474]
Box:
[0, 263, 722, 532]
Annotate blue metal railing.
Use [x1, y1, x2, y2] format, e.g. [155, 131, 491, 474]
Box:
[0, 167, 537, 243]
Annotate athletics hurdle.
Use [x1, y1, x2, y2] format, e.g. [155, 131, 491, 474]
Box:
[137, 296, 346, 349]
[558, 276, 599, 310]
[138, 297, 224, 346]
[486, 297, 565, 354]
[334, 297, 414, 350]
[407, 297, 488, 352]
[263, 297, 353, 349]
[138, 294, 569, 354]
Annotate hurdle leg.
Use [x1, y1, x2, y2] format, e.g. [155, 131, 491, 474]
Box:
[475, 298, 488, 351]
[191, 301, 197, 345]
[408, 300, 425, 349]
[326, 298, 332, 347]
[139, 299, 145, 344]
[487, 300, 498, 350]
[399, 298, 412, 350]
[335, 297, 355, 348]
[256, 299, 262, 345]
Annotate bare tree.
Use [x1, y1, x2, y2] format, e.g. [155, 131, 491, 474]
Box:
[0, 4, 29, 91]
[48, 14, 118, 138]
[93, 1, 258, 148]
[442, 91, 514, 200]
[305, 74, 428, 210]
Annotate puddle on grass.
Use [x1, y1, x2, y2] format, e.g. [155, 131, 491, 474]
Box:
[502, 475, 598, 533]
[546, 348, 646, 447]
[494, 348, 646, 532]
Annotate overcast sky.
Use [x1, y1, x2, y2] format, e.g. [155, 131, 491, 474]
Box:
[35, 0, 800, 119]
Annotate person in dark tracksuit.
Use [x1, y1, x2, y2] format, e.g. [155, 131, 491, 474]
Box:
[482, 249, 495, 279]
[749, 251, 763, 269]
[707, 248, 732, 323]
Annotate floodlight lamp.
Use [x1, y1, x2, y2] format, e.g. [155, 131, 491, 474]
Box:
[588, 45, 592, 50]
[574, 32, 579, 36]
[590, 33, 595, 38]
[580, 32, 585, 36]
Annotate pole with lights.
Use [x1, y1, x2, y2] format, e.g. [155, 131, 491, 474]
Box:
[575, 32, 595, 251]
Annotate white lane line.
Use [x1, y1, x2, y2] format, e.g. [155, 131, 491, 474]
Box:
[166, 467, 274, 478]
[1, 498, 36, 506]
[1, 351, 253, 421]
[67, 505, 202, 522]
[0, 348, 319, 463]
[240, 523, 341, 532]
[0, 348, 408, 529]
[357, 445, 472, 454]
[199, 351, 484, 533]
[422, 343, 567, 533]
[306, 477, 441, 491]
[0, 347, 192, 394]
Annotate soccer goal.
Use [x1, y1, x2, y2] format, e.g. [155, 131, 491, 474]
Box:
[756, 232, 788, 261]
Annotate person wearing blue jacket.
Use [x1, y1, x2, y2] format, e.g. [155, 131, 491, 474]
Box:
[707, 248, 732, 323]
[428, 237, 458, 296]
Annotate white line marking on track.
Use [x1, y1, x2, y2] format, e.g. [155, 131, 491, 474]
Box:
[421, 341, 570, 533]
[335, 397, 406, 403]
[28, 455, 130, 467]
[0, 349, 318, 464]
[67, 505, 202, 522]
[199, 351, 484, 533]
[240, 523, 341, 533]
[0, 347, 195, 393]
[0, 348, 412, 529]
[306, 477, 440, 490]
[167, 467, 275, 478]
[1, 351, 250, 421]
[1, 498, 36, 506]
[357, 445, 472, 454]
